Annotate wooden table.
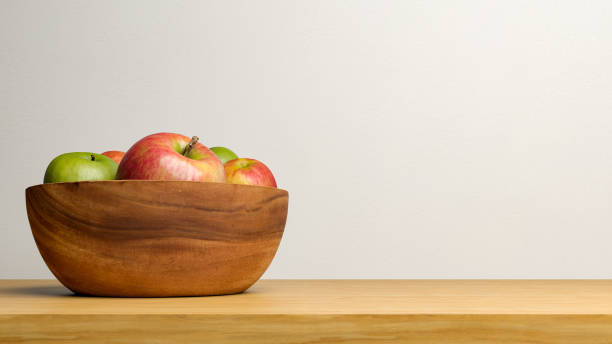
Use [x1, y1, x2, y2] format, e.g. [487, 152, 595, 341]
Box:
[2, 279, 612, 343]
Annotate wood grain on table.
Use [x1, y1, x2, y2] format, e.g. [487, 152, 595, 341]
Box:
[2, 279, 612, 343]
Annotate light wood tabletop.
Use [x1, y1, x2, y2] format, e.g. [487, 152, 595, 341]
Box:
[2, 279, 612, 343]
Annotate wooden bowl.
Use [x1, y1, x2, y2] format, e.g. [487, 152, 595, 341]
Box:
[25, 180, 288, 297]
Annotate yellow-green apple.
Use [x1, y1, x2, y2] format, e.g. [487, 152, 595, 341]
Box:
[117, 132, 225, 182]
[224, 158, 277, 188]
[101, 150, 125, 164]
[44, 152, 118, 183]
[210, 146, 238, 164]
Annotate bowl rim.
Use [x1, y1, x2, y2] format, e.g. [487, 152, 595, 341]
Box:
[26, 179, 288, 194]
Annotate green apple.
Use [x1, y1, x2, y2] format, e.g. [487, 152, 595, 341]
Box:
[210, 146, 239, 165]
[43, 152, 118, 183]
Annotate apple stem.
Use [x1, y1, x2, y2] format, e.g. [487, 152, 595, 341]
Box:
[91, 154, 95, 161]
[183, 136, 199, 156]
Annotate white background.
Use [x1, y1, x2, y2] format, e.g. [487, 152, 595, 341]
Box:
[2, 0, 612, 278]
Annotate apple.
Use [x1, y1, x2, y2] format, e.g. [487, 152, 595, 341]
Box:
[210, 146, 238, 164]
[43, 152, 118, 183]
[101, 150, 125, 164]
[116, 132, 225, 182]
[224, 158, 277, 188]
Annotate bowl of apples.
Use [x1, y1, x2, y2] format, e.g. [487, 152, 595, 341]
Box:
[25, 133, 288, 297]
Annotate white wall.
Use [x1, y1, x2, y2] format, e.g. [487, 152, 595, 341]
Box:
[2, 0, 612, 278]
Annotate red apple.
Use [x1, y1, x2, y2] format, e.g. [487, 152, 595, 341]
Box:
[101, 150, 125, 164]
[224, 158, 277, 188]
[117, 133, 225, 182]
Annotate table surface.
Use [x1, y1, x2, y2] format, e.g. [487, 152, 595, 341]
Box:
[5, 279, 612, 343]
[3, 279, 612, 315]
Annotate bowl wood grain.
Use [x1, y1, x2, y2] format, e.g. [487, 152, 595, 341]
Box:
[25, 180, 288, 297]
